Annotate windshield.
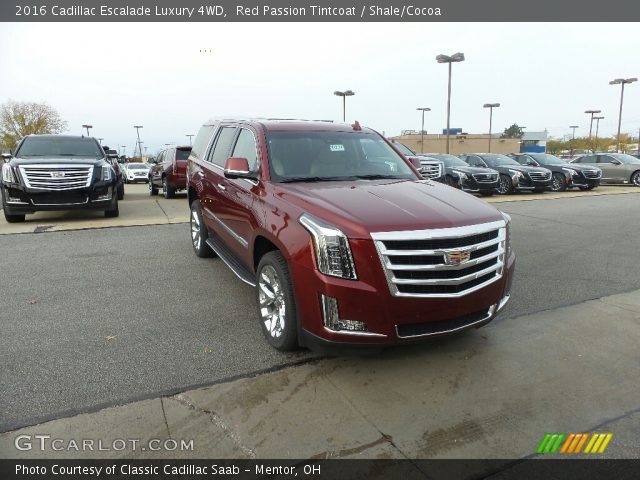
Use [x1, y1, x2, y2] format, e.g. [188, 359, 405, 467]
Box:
[427, 154, 469, 167]
[392, 142, 415, 156]
[17, 136, 104, 158]
[481, 154, 520, 167]
[529, 153, 566, 165]
[267, 131, 416, 182]
[609, 153, 640, 164]
[126, 163, 149, 170]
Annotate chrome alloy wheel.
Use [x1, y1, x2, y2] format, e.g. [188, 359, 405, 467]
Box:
[551, 173, 563, 191]
[498, 175, 511, 194]
[632, 171, 640, 187]
[190, 207, 201, 251]
[258, 265, 285, 339]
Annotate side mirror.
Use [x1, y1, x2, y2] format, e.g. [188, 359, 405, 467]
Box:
[611, 159, 622, 165]
[1, 152, 11, 161]
[224, 157, 256, 179]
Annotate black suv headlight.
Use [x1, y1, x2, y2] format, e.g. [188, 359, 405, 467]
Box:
[2, 163, 16, 183]
[299, 213, 357, 280]
[101, 164, 112, 181]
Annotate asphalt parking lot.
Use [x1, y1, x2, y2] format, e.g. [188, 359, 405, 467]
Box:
[1, 186, 640, 459]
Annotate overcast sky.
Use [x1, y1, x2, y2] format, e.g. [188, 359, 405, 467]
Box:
[1, 22, 638, 154]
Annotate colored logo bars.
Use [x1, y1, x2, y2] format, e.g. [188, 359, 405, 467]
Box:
[537, 433, 613, 455]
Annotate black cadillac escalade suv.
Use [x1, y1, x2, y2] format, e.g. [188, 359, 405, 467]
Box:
[1, 135, 120, 223]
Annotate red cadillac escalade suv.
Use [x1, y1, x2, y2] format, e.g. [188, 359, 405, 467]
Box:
[187, 119, 515, 351]
[149, 145, 191, 198]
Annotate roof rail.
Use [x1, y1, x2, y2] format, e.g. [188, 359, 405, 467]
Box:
[205, 117, 334, 124]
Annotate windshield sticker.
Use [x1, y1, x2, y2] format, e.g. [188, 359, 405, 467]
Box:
[329, 144, 345, 152]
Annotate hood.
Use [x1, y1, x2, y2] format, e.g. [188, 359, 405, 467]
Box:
[11, 156, 106, 167]
[276, 179, 504, 238]
[496, 164, 549, 174]
[446, 165, 497, 175]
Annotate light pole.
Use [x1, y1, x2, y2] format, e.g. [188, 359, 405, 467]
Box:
[483, 103, 500, 153]
[186, 134, 194, 146]
[436, 52, 465, 154]
[584, 110, 601, 140]
[594, 116, 604, 152]
[97, 138, 103, 146]
[333, 90, 355, 122]
[416, 107, 430, 153]
[82, 124, 93, 136]
[609, 78, 637, 153]
[121, 146, 126, 157]
[569, 125, 579, 157]
[134, 125, 143, 160]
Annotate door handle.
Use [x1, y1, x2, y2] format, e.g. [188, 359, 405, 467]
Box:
[196, 171, 204, 177]
[217, 184, 227, 191]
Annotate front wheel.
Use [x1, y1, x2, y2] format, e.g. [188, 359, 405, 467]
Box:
[550, 172, 567, 192]
[631, 171, 640, 187]
[445, 175, 459, 189]
[117, 184, 124, 200]
[4, 210, 25, 223]
[579, 185, 596, 191]
[256, 251, 298, 351]
[497, 174, 514, 195]
[149, 178, 158, 196]
[104, 199, 119, 218]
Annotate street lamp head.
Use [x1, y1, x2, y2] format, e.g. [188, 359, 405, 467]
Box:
[483, 103, 500, 108]
[610, 78, 637, 85]
[436, 52, 465, 63]
[585, 109, 601, 114]
[416, 107, 431, 112]
[569, 125, 579, 129]
[82, 124, 92, 128]
[334, 90, 355, 97]
[133, 125, 143, 129]
[594, 116, 605, 120]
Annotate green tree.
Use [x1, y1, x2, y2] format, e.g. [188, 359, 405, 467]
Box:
[0, 100, 67, 150]
[501, 123, 525, 139]
[546, 140, 564, 154]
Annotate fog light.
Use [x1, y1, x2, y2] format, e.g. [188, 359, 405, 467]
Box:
[96, 193, 111, 201]
[320, 294, 368, 332]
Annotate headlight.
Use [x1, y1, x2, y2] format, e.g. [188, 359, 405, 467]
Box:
[299, 213, 357, 280]
[451, 170, 468, 180]
[508, 169, 524, 180]
[101, 165, 112, 181]
[501, 212, 513, 257]
[562, 167, 579, 177]
[1, 163, 16, 183]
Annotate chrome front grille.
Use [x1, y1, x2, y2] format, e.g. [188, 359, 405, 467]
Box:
[528, 171, 551, 182]
[472, 173, 499, 183]
[419, 161, 444, 179]
[583, 169, 601, 179]
[371, 221, 506, 298]
[19, 164, 94, 190]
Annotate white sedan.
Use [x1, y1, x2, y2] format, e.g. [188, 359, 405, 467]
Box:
[123, 163, 151, 183]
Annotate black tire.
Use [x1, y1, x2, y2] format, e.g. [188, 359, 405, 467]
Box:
[445, 175, 459, 189]
[631, 170, 640, 187]
[550, 172, 567, 192]
[479, 192, 494, 197]
[4, 210, 25, 223]
[497, 174, 514, 195]
[533, 188, 546, 193]
[190, 200, 214, 258]
[579, 185, 596, 191]
[149, 178, 159, 196]
[117, 184, 124, 200]
[256, 251, 298, 351]
[163, 177, 175, 199]
[104, 199, 119, 218]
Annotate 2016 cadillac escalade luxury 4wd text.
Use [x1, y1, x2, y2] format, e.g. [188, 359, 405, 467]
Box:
[1, 135, 120, 222]
[187, 119, 515, 351]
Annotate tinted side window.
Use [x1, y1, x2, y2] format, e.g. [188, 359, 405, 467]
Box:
[231, 128, 258, 171]
[191, 125, 215, 161]
[208, 127, 238, 167]
[467, 156, 483, 167]
[597, 155, 612, 164]
[578, 155, 596, 164]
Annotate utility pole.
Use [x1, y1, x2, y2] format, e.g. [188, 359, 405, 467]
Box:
[483, 103, 500, 153]
[569, 125, 579, 157]
[436, 52, 465, 154]
[186, 134, 194, 146]
[416, 108, 430, 153]
[134, 125, 143, 160]
[609, 78, 637, 152]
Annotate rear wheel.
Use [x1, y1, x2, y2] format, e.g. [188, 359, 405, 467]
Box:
[190, 200, 214, 258]
[480, 192, 494, 197]
[579, 185, 596, 191]
[497, 174, 514, 195]
[256, 251, 298, 351]
[631, 171, 640, 187]
[550, 172, 567, 192]
[117, 184, 124, 200]
[163, 177, 175, 199]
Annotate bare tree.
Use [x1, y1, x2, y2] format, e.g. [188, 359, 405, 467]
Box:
[0, 100, 67, 149]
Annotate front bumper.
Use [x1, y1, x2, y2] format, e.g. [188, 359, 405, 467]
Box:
[127, 175, 149, 183]
[294, 248, 516, 349]
[459, 177, 499, 194]
[514, 176, 552, 191]
[2, 183, 116, 213]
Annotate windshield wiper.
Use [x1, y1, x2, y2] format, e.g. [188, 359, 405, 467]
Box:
[352, 174, 403, 180]
[279, 176, 349, 183]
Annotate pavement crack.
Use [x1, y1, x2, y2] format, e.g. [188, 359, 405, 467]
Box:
[155, 200, 171, 223]
[309, 435, 392, 459]
[160, 397, 172, 440]
[169, 393, 256, 458]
